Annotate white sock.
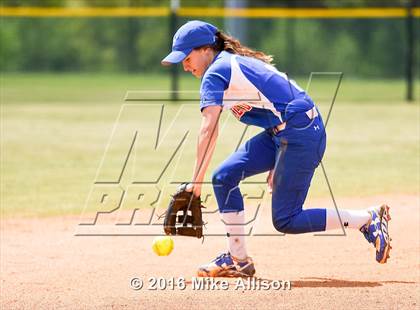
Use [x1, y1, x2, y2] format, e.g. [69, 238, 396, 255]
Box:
[325, 208, 371, 230]
[221, 211, 248, 260]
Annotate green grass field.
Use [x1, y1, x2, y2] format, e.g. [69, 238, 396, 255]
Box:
[1, 73, 419, 217]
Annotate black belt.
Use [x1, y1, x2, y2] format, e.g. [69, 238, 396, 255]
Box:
[270, 122, 286, 135]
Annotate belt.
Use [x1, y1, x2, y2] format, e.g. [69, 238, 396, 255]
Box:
[270, 107, 319, 135]
[271, 122, 287, 135]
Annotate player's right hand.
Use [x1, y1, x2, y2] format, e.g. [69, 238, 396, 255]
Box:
[185, 183, 201, 198]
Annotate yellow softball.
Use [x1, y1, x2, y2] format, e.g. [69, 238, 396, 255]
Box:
[152, 236, 174, 256]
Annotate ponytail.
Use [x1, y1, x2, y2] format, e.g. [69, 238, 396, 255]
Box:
[213, 31, 274, 64]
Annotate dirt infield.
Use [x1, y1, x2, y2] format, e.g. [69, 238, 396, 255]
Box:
[1, 194, 419, 309]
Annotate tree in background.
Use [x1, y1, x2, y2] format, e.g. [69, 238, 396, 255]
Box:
[0, 0, 415, 78]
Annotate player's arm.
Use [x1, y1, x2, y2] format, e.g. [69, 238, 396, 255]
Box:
[190, 105, 222, 197]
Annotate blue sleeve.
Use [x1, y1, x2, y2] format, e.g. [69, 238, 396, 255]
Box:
[200, 72, 228, 111]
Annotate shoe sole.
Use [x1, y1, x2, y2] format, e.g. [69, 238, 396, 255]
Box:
[376, 204, 392, 264]
[197, 267, 255, 278]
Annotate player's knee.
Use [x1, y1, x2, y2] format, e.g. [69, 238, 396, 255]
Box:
[212, 168, 224, 186]
[272, 217, 296, 234]
[212, 166, 233, 186]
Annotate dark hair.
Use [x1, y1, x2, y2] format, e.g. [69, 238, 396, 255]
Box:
[211, 30, 274, 64]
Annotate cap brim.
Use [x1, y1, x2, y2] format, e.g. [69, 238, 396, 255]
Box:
[161, 49, 192, 66]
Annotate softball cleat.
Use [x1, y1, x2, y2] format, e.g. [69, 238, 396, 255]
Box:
[360, 204, 392, 264]
[197, 252, 256, 277]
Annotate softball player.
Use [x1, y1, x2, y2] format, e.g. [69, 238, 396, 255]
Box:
[162, 20, 391, 277]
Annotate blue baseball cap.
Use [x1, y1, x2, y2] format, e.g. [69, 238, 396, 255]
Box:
[161, 20, 218, 66]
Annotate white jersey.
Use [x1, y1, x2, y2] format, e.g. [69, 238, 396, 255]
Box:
[200, 51, 315, 129]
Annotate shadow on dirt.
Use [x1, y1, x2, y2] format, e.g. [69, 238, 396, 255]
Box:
[292, 277, 416, 288]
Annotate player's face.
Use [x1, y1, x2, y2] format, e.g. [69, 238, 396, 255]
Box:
[182, 48, 214, 78]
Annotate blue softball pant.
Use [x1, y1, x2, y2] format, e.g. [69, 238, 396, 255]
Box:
[212, 105, 327, 234]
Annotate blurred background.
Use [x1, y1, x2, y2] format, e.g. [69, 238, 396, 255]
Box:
[0, 0, 418, 100]
[1, 0, 419, 217]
